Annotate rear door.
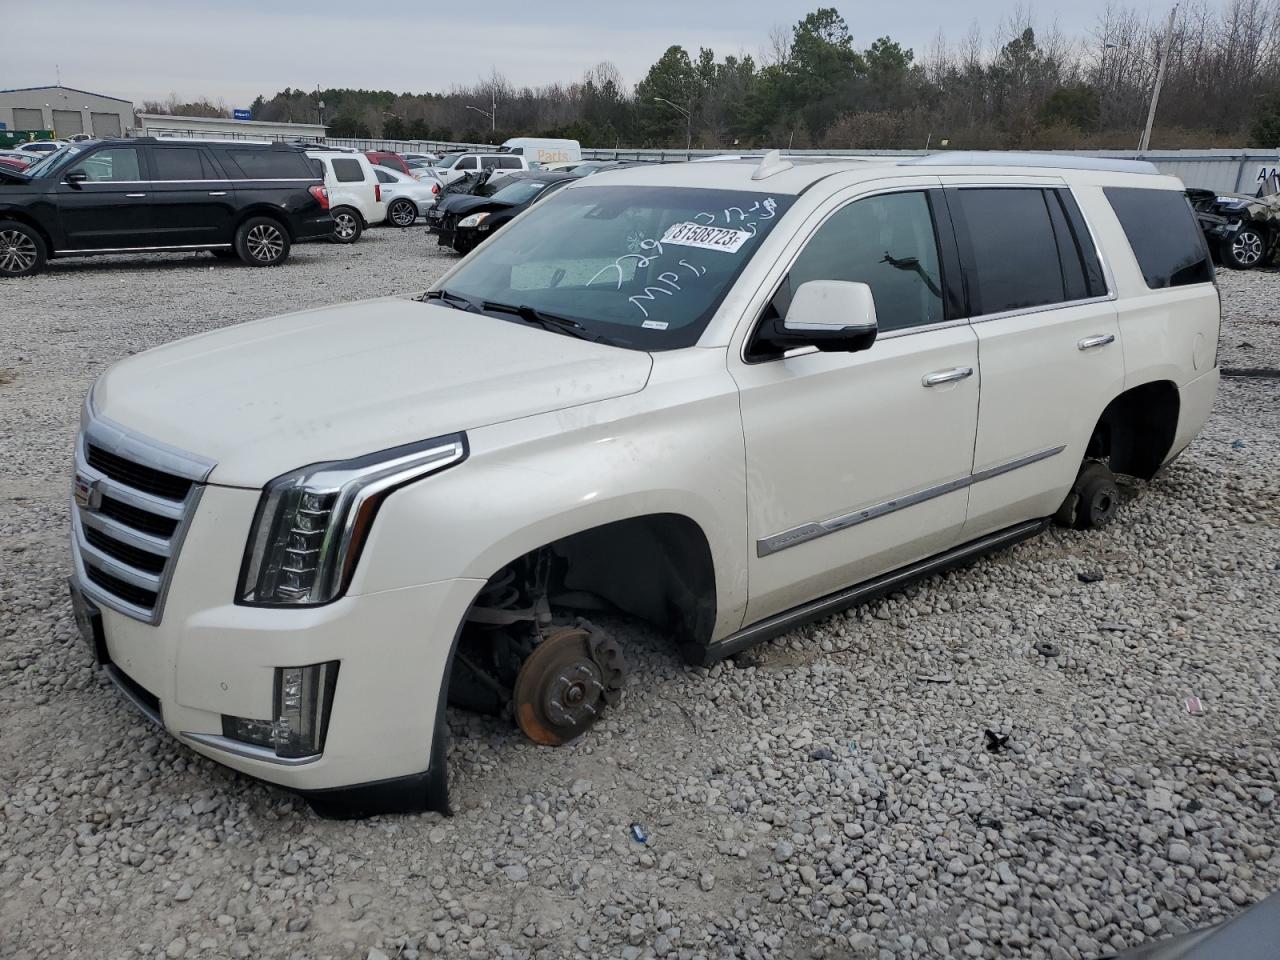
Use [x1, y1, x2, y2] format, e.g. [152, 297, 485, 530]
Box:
[146, 145, 236, 247]
[54, 144, 152, 249]
[940, 179, 1125, 537]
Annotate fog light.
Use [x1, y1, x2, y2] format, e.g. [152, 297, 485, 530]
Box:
[274, 662, 338, 758]
[220, 661, 338, 759]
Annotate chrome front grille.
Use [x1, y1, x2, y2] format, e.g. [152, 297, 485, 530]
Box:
[71, 412, 215, 624]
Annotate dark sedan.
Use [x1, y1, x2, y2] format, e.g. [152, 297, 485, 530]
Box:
[431, 171, 576, 254]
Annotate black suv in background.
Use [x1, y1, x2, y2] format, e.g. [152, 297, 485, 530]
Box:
[0, 138, 332, 276]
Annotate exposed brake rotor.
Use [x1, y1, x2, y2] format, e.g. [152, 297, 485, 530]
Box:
[513, 622, 625, 746]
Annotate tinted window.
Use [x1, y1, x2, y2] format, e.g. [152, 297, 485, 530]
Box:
[771, 191, 945, 333]
[152, 147, 214, 181]
[223, 149, 315, 180]
[332, 158, 366, 182]
[455, 157, 476, 170]
[375, 168, 396, 184]
[71, 147, 141, 182]
[1105, 187, 1213, 289]
[1055, 189, 1107, 297]
[496, 157, 522, 169]
[952, 188, 1064, 315]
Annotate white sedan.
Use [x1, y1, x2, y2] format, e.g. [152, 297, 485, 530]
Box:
[373, 166, 442, 226]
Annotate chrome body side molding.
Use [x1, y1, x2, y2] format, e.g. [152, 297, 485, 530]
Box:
[757, 445, 1064, 557]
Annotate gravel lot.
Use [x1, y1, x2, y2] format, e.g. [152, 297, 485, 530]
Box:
[1, 228, 1278, 960]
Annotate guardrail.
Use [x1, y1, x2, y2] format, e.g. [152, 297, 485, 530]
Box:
[132, 126, 1278, 193]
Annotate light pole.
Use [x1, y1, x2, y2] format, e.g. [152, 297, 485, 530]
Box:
[653, 97, 692, 152]
[465, 104, 495, 133]
[1139, 4, 1178, 153]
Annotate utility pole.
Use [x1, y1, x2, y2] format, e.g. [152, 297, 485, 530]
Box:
[1139, 4, 1178, 154]
[652, 97, 692, 152]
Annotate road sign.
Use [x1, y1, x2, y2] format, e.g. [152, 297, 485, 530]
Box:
[233, 109, 252, 121]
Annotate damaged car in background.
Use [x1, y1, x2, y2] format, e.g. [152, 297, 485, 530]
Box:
[67, 152, 1218, 817]
[1188, 176, 1280, 269]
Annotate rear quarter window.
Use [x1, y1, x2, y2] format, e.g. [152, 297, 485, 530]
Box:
[331, 158, 366, 182]
[222, 149, 316, 180]
[1104, 187, 1213, 289]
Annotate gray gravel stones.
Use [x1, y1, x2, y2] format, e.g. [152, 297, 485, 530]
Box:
[1, 234, 1278, 959]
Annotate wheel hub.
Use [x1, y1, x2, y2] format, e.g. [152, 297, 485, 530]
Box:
[513, 624, 625, 746]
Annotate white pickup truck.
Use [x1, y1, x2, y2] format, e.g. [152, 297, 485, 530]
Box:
[69, 152, 1219, 816]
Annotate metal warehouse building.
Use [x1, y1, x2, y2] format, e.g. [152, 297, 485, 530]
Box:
[0, 85, 134, 138]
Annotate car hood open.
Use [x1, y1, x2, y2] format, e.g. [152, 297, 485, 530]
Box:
[92, 297, 653, 487]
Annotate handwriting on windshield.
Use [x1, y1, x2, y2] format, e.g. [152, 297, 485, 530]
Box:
[586, 198, 777, 320]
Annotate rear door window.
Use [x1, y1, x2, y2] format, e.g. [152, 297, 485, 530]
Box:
[950, 188, 1065, 315]
[152, 147, 217, 181]
[222, 149, 315, 180]
[1104, 187, 1213, 288]
[332, 158, 366, 182]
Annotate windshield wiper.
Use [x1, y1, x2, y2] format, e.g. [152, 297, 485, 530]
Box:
[420, 288, 481, 312]
[480, 301, 612, 344]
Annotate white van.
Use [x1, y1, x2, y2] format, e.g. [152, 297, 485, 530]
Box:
[306, 150, 386, 242]
[500, 138, 581, 165]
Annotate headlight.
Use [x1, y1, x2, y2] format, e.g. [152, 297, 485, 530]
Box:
[238, 433, 467, 606]
[458, 212, 489, 228]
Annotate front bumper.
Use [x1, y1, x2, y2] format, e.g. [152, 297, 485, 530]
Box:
[72, 481, 483, 810]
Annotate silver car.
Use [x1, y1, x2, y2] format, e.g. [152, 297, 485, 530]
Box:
[373, 166, 442, 226]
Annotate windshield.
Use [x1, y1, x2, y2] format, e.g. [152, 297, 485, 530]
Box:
[489, 180, 554, 205]
[437, 184, 794, 350]
[22, 143, 81, 178]
[435, 154, 463, 170]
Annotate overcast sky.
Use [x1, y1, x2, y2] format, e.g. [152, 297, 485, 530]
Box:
[5, 0, 1167, 107]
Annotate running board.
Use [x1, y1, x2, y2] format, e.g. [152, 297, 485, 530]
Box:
[700, 518, 1048, 665]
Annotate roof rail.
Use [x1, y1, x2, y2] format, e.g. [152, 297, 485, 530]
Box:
[901, 152, 1160, 175]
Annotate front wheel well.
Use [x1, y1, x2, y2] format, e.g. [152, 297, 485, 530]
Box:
[0, 211, 55, 253]
[475, 513, 718, 662]
[1087, 380, 1180, 480]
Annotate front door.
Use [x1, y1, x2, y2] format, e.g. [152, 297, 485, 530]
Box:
[146, 145, 237, 247]
[54, 145, 152, 250]
[730, 186, 981, 626]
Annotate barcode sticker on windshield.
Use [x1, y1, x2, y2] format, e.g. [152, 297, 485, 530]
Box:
[661, 222, 752, 253]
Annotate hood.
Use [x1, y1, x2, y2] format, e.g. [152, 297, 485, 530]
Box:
[93, 297, 653, 487]
[440, 193, 510, 215]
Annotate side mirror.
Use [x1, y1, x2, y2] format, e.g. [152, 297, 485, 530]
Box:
[65, 170, 88, 186]
[762, 280, 879, 354]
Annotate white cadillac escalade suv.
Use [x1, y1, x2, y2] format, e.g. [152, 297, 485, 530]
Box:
[69, 152, 1220, 816]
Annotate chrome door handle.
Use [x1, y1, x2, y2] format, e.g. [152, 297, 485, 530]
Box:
[208, 191, 227, 196]
[1077, 333, 1116, 351]
[125, 193, 146, 198]
[922, 366, 974, 387]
